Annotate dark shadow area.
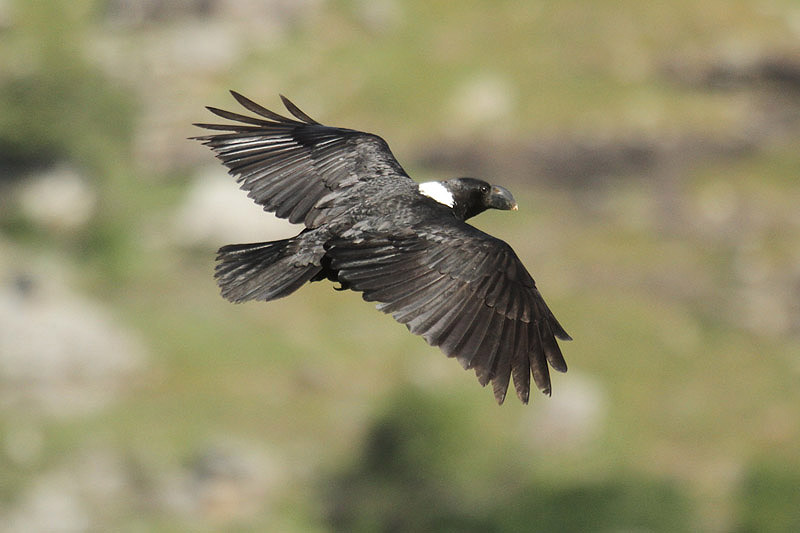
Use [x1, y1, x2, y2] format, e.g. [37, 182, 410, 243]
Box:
[323, 389, 694, 533]
[734, 461, 800, 533]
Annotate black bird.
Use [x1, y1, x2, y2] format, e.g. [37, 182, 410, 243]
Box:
[193, 92, 571, 404]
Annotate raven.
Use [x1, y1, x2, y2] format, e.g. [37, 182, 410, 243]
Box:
[193, 92, 571, 404]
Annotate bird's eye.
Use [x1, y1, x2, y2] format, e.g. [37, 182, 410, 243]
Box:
[480, 185, 489, 194]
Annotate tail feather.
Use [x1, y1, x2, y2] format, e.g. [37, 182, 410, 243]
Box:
[215, 239, 321, 302]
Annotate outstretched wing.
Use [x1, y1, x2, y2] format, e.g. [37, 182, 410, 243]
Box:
[328, 223, 571, 404]
[193, 92, 413, 226]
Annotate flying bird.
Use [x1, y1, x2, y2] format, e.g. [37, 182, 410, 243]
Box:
[193, 92, 571, 404]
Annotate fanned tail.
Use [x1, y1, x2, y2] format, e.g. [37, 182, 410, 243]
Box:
[215, 239, 321, 302]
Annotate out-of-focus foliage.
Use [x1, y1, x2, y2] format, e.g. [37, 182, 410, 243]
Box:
[0, 66, 134, 174]
[324, 389, 693, 532]
[734, 461, 800, 533]
[0, 3, 134, 175]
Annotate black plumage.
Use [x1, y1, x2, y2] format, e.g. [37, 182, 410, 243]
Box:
[193, 92, 571, 404]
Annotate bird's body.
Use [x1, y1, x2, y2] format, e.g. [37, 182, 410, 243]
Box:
[194, 93, 570, 404]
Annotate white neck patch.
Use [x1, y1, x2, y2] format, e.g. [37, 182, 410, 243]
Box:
[418, 181, 455, 208]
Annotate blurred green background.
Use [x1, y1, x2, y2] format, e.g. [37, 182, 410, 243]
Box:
[1, 1, 799, 531]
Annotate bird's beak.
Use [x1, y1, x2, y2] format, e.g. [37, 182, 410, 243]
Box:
[489, 185, 518, 211]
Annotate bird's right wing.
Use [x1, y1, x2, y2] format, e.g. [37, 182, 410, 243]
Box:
[328, 223, 571, 404]
[193, 92, 414, 227]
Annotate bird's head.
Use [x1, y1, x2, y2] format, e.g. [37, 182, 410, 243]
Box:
[419, 177, 518, 221]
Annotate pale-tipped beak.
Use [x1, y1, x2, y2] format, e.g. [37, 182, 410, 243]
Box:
[489, 185, 518, 211]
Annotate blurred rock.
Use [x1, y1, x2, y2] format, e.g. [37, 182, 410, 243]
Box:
[731, 239, 797, 337]
[104, 0, 212, 25]
[665, 49, 800, 93]
[448, 73, 516, 132]
[790, 8, 800, 38]
[15, 165, 96, 233]
[95, 1, 322, 175]
[171, 167, 303, 248]
[3, 469, 90, 533]
[663, 50, 800, 142]
[0, 439, 283, 531]
[424, 50, 800, 192]
[103, 0, 322, 26]
[103, 0, 320, 38]
[416, 131, 759, 190]
[159, 439, 284, 526]
[0, 273, 146, 416]
[3, 422, 45, 467]
[354, 0, 403, 34]
[694, 179, 740, 237]
[0, 0, 11, 31]
[519, 374, 606, 452]
[1, 448, 133, 533]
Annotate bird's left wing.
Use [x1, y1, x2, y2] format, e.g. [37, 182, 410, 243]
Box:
[193, 92, 413, 226]
[328, 223, 571, 404]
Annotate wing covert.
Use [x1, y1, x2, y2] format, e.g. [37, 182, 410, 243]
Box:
[328, 223, 571, 404]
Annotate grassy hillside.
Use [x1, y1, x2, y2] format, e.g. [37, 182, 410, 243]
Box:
[1, 1, 799, 531]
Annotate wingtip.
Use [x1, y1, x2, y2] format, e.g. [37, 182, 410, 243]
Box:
[228, 90, 249, 107]
[279, 94, 320, 124]
[278, 94, 297, 110]
[517, 388, 530, 404]
[493, 389, 507, 405]
[230, 89, 262, 113]
[204, 105, 228, 118]
[229, 90, 256, 109]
